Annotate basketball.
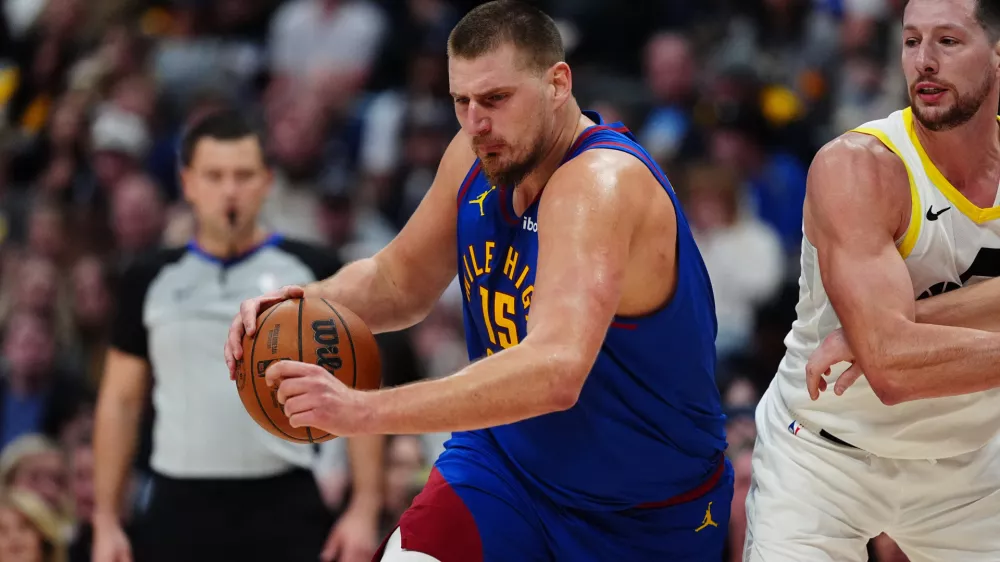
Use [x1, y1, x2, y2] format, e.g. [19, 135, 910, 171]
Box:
[234, 298, 382, 443]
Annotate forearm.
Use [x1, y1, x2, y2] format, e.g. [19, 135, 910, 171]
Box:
[345, 435, 383, 515]
[915, 278, 1000, 331]
[302, 257, 422, 333]
[869, 320, 1000, 403]
[92, 398, 142, 523]
[366, 342, 582, 435]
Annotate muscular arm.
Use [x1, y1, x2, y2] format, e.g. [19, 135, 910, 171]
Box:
[93, 348, 149, 525]
[806, 134, 1000, 405]
[914, 278, 1000, 331]
[357, 152, 642, 434]
[302, 134, 474, 333]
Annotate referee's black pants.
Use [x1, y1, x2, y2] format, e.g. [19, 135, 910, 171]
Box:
[133, 468, 335, 562]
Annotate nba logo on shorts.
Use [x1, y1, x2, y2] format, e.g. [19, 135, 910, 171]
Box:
[787, 420, 802, 436]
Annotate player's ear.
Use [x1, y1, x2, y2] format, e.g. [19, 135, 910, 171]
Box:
[549, 62, 572, 107]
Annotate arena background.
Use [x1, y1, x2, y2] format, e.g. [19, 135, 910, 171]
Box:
[0, 0, 914, 560]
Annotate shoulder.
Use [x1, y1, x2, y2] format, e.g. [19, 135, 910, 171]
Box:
[274, 238, 343, 280]
[805, 132, 910, 240]
[811, 132, 907, 184]
[545, 145, 659, 211]
[808, 132, 910, 209]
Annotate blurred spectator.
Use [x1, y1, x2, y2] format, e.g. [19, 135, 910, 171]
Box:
[109, 173, 165, 258]
[685, 163, 784, 358]
[0, 488, 69, 562]
[68, 257, 113, 385]
[360, 47, 451, 166]
[25, 201, 69, 265]
[638, 32, 704, 168]
[0, 434, 70, 525]
[89, 104, 150, 198]
[380, 436, 426, 536]
[268, 0, 388, 114]
[0, 312, 89, 449]
[378, 116, 454, 230]
[707, 99, 808, 260]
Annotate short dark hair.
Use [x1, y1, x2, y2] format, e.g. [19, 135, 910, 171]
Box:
[178, 109, 267, 168]
[447, 0, 564, 73]
[904, 0, 1000, 43]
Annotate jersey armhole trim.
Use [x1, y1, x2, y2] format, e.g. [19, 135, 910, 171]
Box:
[850, 126, 921, 259]
[456, 161, 483, 208]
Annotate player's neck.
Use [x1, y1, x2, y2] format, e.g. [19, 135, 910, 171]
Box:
[195, 225, 271, 261]
[512, 102, 589, 214]
[913, 106, 1000, 200]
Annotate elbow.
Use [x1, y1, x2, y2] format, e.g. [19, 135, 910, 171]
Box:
[544, 349, 592, 412]
[858, 358, 907, 406]
[868, 373, 904, 406]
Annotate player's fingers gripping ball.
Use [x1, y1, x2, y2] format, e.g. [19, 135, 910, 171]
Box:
[234, 298, 381, 443]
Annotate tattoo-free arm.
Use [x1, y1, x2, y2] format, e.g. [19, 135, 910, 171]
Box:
[806, 134, 1000, 405]
[363, 152, 642, 434]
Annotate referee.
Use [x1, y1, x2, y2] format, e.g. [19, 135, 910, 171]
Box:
[91, 110, 384, 562]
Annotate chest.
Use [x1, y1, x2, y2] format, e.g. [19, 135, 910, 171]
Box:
[143, 254, 312, 331]
[907, 192, 1000, 299]
[457, 179, 540, 352]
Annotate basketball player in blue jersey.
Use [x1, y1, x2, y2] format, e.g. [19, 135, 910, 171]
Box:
[224, 2, 731, 560]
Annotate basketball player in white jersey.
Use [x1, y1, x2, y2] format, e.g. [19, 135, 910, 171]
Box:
[744, 1, 1000, 560]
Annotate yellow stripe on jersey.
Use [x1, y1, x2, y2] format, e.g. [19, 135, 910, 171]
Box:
[904, 107, 1000, 224]
[849, 126, 922, 259]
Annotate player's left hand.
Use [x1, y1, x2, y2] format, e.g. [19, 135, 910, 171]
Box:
[806, 328, 865, 400]
[320, 504, 379, 562]
[266, 361, 373, 436]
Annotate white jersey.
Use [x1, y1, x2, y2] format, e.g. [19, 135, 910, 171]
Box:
[773, 107, 1000, 460]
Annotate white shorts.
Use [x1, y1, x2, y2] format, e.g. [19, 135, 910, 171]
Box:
[744, 387, 1000, 562]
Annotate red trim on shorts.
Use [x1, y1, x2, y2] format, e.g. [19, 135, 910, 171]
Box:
[610, 321, 637, 330]
[634, 455, 725, 509]
[371, 468, 483, 562]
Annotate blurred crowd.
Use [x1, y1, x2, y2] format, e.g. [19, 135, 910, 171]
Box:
[0, 0, 917, 560]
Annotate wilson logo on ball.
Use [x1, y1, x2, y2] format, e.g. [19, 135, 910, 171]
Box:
[312, 319, 343, 372]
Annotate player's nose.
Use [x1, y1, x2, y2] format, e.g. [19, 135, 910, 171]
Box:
[914, 45, 939, 75]
[467, 103, 491, 135]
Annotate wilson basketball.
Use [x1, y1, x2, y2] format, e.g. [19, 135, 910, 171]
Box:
[234, 298, 381, 443]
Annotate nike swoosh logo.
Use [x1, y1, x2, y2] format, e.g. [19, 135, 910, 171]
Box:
[926, 206, 951, 221]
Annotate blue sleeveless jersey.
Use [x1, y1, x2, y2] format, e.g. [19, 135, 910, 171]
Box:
[449, 111, 727, 511]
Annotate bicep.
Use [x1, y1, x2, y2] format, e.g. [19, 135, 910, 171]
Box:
[525, 154, 637, 365]
[376, 133, 473, 298]
[807, 138, 913, 369]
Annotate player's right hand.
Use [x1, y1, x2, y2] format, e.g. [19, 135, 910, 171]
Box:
[91, 518, 132, 562]
[225, 285, 305, 379]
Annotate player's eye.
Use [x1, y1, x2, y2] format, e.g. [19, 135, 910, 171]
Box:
[488, 94, 507, 103]
[904, 37, 919, 48]
[940, 37, 959, 46]
[454, 97, 470, 106]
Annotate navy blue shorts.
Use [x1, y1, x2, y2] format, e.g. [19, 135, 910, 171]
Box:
[374, 444, 733, 562]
